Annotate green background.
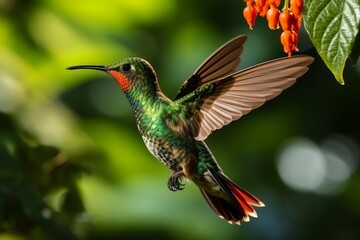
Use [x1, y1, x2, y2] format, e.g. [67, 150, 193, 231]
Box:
[1, 0, 360, 239]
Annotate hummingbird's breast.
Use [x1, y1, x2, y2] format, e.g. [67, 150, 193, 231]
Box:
[140, 132, 188, 171]
[134, 105, 196, 171]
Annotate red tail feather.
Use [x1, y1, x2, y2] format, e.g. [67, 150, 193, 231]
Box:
[200, 170, 264, 224]
[225, 177, 265, 218]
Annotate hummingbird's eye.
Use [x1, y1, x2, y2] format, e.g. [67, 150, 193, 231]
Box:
[122, 64, 131, 72]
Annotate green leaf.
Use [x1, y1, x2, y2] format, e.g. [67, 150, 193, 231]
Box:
[304, 0, 360, 85]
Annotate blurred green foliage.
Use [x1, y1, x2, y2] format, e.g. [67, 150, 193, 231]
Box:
[0, 0, 360, 239]
[0, 113, 95, 239]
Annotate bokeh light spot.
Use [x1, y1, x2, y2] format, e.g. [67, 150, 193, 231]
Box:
[277, 138, 326, 192]
[277, 135, 359, 194]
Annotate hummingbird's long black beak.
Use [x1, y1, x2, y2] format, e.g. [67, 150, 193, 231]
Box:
[66, 65, 108, 71]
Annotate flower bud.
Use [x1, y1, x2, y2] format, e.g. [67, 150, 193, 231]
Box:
[243, 3, 258, 29]
[266, 7, 280, 30]
[279, 10, 295, 30]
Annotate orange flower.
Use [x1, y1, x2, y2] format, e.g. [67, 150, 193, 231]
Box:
[266, 7, 280, 30]
[291, 15, 302, 33]
[290, 0, 304, 17]
[280, 30, 298, 56]
[268, 0, 281, 8]
[243, 1, 258, 29]
[241, 0, 304, 56]
[254, 0, 269, 16]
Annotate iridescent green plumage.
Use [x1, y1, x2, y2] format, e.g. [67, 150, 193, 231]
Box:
[67, 35, 313, 224]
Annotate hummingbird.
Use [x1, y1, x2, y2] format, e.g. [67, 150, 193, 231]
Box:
[67, 35, 313, 225]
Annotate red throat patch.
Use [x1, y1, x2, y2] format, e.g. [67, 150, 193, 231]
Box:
[108, 70, 132, 92]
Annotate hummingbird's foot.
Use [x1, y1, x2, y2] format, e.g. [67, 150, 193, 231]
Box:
[167, 170, 185, 191]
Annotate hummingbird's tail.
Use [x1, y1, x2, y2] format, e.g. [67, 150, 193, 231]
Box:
[200, 169, 264, 225]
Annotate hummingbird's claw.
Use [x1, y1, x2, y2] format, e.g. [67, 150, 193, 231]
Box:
[167, 170, 185, 191]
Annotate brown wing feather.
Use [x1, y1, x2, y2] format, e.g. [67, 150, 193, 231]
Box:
[174, 35, 247, 100]
[190, 55, 314, 141]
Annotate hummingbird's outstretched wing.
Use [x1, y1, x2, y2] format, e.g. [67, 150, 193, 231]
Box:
[169, 55, 313, 141]
[174, 35, 247, 100]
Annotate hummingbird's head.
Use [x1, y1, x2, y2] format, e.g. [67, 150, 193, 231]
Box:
[67, 57, 159, 94]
